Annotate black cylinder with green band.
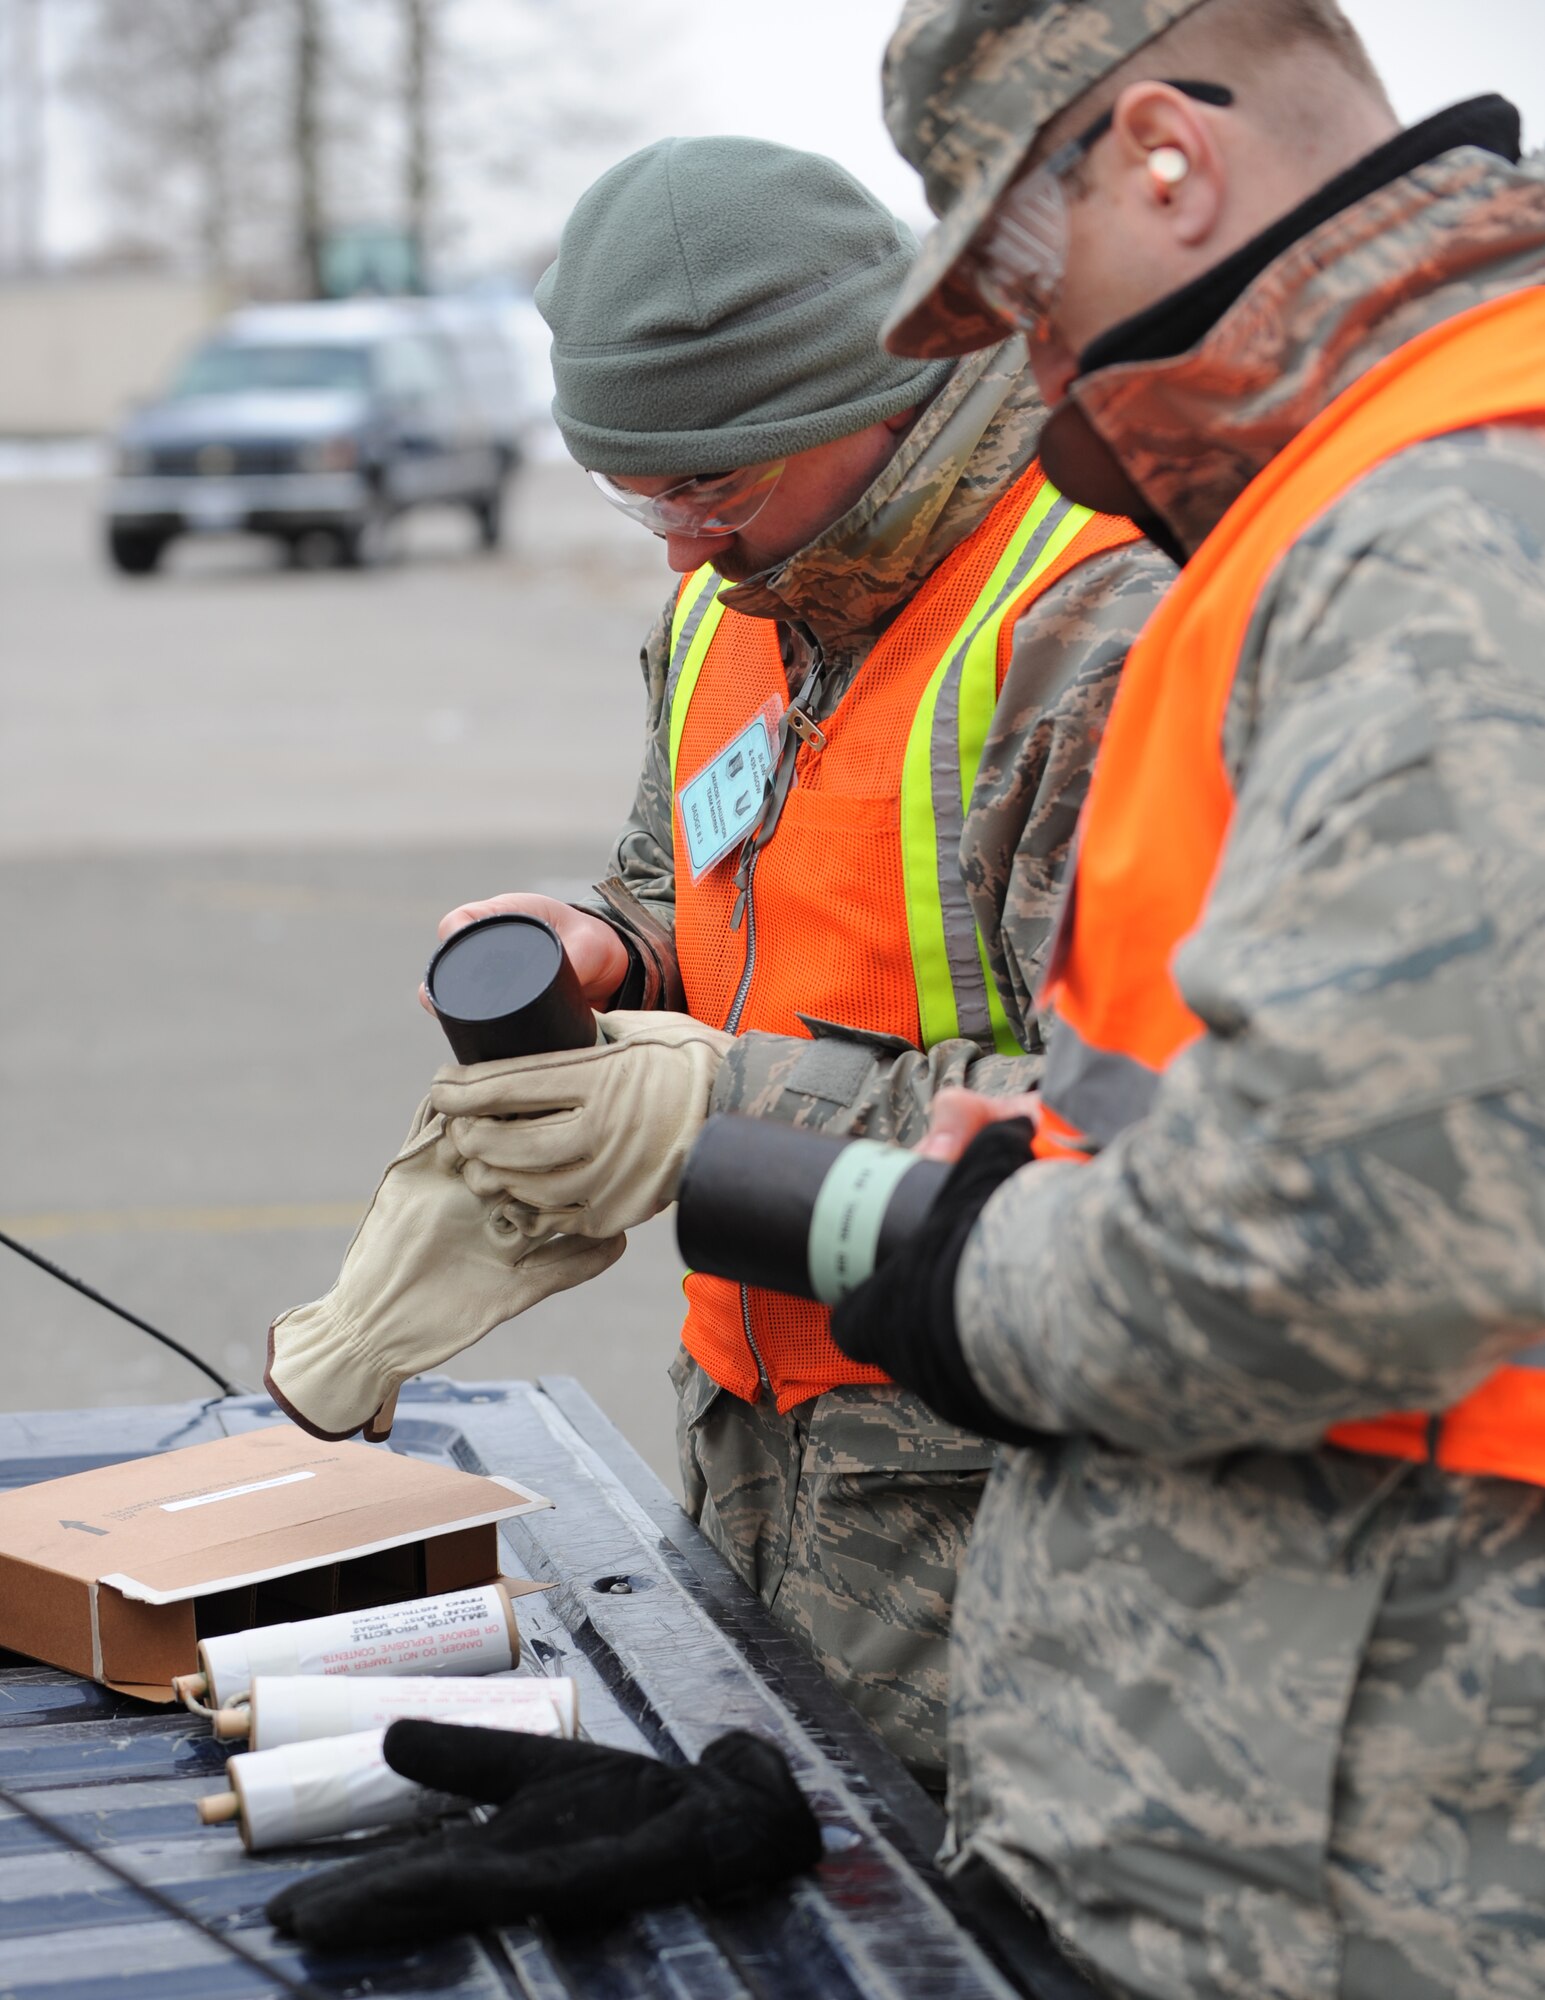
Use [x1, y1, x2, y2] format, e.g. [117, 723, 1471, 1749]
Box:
[675, 1115, 950, 1306]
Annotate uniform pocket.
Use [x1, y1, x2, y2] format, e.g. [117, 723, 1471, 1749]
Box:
[668, 1344, 723, 1524]
[787, 1387, 997, 1784]
[810, 1383, 1000, 1485]
[669, 1342, 723, 1433]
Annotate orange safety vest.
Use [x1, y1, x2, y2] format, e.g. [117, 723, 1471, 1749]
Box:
[1036, 287, 1545, 1483]
[669, 459, 1142, 1409]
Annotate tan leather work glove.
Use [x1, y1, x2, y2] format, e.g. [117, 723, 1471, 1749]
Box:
[430, 1010, 733, 1242]
[265, 1097, 624, 1441]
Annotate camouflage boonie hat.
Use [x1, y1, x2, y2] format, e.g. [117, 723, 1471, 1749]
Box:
[881, 0, 1211, 356]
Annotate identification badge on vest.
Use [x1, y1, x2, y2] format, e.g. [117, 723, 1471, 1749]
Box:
[675, 700, 780, 882]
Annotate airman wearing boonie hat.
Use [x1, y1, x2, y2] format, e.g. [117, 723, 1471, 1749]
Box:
[267, 133, 1174, 1790]
[881, 0, 1211, 361]
[829, 0, 1545, 1991]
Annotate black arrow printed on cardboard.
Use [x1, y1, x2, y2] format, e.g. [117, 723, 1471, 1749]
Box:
[59, 1519, 108, 1535]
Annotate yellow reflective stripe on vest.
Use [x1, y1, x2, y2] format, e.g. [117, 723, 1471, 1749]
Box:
[901, 481, 1094, 1053]
[667, 566, 731, 790]
[665, 483, 1093, 1056]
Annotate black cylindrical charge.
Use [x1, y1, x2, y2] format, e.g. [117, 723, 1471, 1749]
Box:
[425, 914, 594, 1066]
[676, 1115, 950, 1306]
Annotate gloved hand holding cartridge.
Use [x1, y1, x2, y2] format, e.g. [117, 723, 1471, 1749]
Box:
[265, 1720, 822, 1946]
[265, 1098, 623, 1442]
[431, 1010, 732, 1240]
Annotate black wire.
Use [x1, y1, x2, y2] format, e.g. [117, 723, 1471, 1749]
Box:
[0, 1781, 331, 2000]
[0, 1227, 244, 1398]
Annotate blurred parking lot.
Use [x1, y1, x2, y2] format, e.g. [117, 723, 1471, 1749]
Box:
[0, 461, 689, 1481]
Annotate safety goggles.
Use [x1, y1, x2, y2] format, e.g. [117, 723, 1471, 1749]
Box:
[589, 458, 787, 538]
[967, 80, 1234, 331]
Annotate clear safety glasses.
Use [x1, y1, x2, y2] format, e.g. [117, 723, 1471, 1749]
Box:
[589, 458, 788, 538]
[967, 80, 1234, 331]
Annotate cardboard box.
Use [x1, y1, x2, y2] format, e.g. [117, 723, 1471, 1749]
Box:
[0, 1425, 549, 1700]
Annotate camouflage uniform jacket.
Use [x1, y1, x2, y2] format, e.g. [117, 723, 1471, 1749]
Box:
[949, 149, 1545, 2000]
[591, 338, 1173, 1143]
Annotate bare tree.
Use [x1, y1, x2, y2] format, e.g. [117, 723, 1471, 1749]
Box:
[293, 0, 326, 295]
[64, 0, 693, 294]
[69, 0, 351, 297]
[0, 0, 45, 274]
[71, 0, 270, 289]
[428, 0, 687, 277]
[402, 0, 435, 283]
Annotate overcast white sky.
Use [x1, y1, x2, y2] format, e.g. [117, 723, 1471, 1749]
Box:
[31, 0, 1545, 274]
[672, 0, 1541, 229]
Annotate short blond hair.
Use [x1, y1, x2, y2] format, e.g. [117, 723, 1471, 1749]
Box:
[1032, 0, 1394, 164]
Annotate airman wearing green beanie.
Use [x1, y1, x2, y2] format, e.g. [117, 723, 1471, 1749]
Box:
[537, 136, 950, 475]
[424, 135, 1172, 1789]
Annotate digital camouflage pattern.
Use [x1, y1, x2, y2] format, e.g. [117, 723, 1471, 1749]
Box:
[587, 334, 1169, 1781]
[879, 0, 1210, 357]
[948, 149, 1545, 2000]
[593, 335, 1173, 1138]
[670, 1347, 996, 1789]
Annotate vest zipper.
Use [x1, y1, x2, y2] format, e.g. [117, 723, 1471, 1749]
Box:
[722, 856, 767, 1395]
[722, 847, 759, 1036]
[718, 627, 827, 1400]
[739, 1281, 769, 1400]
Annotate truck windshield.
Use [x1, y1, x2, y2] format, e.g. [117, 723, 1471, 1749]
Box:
[171, 343, 371, 398]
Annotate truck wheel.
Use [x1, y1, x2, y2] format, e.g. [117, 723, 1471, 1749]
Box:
[107, 527, 169, 576]
[471, 487, 504, 550]
[337, 506, 391, 569]
[285, 528, 342, 570]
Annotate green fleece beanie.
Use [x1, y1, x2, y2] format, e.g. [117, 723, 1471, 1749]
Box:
[536, 136, 954, 475]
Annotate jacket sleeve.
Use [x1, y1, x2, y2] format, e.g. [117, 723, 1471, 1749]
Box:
[954, 445, 1545, 1459]
[710, 539, 1174, 1146]
[967, 539, 1176, 1036]
[576, 590, 685, 1011]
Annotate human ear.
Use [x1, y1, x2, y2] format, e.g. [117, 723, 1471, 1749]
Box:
[1108, 81, 1224, 249]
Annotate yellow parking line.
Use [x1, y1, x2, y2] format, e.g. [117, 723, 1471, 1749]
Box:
[0, 1202, 363, 1242]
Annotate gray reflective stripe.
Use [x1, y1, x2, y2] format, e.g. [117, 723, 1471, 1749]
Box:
[807, 1140, 925, 1306]
[929, 496, 1075, 1047]
[1041, 1019, 1160, 1153]
[1511, 1342, 1545, 1371]
[928, 642, 993, 1047]
[664, 572, 721, 711]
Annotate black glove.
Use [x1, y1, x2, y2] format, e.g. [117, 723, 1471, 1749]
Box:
[265, 1721, 823, 1947]
[831, 1118, 1042, 1448]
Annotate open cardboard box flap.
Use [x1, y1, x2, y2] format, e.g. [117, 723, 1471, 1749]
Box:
[0, 1424, 551, 1698]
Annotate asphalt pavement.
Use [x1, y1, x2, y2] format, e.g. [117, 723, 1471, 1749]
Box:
[0, 464, 691, 1481]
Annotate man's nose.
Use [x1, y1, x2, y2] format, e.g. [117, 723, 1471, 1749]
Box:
[663, 530, 734, 574]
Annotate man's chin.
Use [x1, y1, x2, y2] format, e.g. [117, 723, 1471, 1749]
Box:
[1030, 340, 1078, 408]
